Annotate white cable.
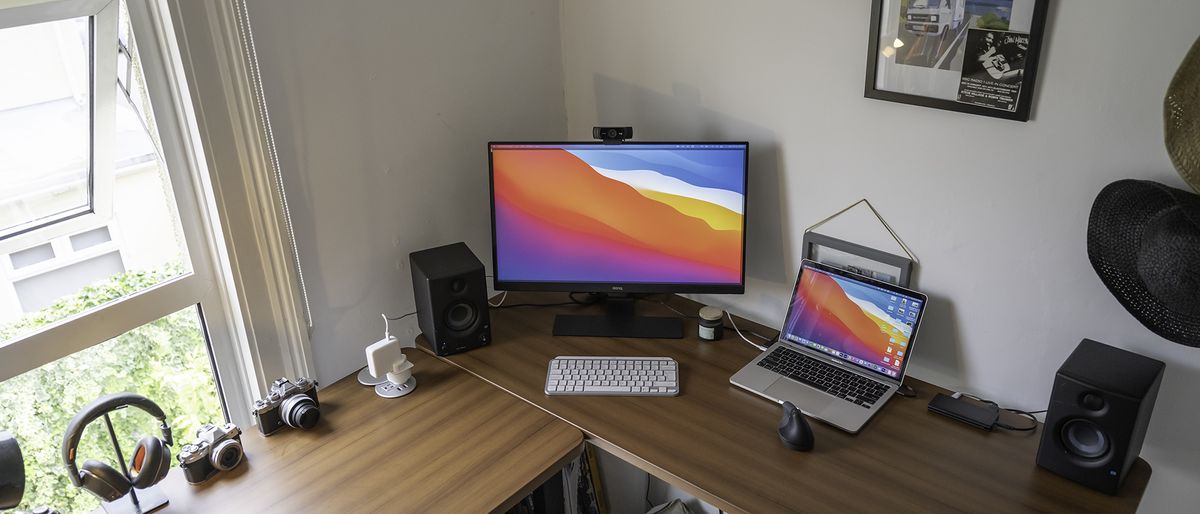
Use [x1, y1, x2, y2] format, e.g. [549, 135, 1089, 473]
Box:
[727, 312, 768, 352]
[488, 291, 508, 308]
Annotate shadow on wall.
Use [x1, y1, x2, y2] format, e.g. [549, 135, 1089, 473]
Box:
[263, 42, 376, 355]
[591, 74, 791, 286]
[1131, 342, 1200, 488]
[912, 293, 965, 384]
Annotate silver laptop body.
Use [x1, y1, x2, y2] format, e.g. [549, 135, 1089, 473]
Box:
[730, 260, 927, 434]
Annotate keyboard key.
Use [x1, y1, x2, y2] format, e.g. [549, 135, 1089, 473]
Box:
[590, 386, 631, 393]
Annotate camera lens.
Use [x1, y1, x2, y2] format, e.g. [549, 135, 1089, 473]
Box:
[209, 439, 243, 471]
[607, 128, 618, 138]
[281, 395, 320, 429]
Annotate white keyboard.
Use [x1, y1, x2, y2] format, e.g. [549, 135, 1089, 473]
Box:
[545, 356, 680, 396]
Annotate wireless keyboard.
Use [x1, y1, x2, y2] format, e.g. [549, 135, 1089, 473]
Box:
[545, 356, 679, 396]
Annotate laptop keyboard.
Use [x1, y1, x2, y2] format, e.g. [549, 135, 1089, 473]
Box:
[757, 347, 889, 408]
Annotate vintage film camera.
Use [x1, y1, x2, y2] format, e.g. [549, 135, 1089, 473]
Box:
[252, 377, 320, 436]
[178, 423, 245, 485]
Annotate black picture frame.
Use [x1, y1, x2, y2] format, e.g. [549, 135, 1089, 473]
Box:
[864, 0, 1050, 122]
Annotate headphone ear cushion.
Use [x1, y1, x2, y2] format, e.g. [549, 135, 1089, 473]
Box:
[80, 459, 132, 501]
[128, 437, 169, 489]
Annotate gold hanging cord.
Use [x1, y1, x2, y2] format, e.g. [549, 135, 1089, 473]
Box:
[803, 198, 920, 264]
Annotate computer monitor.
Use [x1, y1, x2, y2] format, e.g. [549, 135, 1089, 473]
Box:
[488, 141, 749, 338]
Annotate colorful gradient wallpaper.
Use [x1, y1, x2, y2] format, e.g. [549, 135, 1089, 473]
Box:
[490, 143, 746, 285]
[782, 266, 924, 379]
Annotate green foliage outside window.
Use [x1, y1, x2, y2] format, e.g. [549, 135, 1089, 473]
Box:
[0, 265, 223, 513]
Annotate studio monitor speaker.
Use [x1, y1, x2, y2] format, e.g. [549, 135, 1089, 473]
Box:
[1036, 339, 1164, 494]
[410, 242, 491, 356]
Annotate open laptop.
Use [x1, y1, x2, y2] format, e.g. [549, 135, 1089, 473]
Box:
[730, 259, 928, 433]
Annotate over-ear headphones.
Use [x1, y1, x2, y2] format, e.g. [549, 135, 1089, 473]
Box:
[61, 393, 174, 502]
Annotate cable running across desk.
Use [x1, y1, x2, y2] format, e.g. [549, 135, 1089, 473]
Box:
[954, 392, 1045, 431]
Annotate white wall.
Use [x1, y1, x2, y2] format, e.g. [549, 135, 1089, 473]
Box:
[559, 1, 1200, 512]
[245, 0, 566, 384]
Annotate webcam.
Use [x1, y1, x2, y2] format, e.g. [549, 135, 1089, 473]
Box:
[593, 126, 633, 143]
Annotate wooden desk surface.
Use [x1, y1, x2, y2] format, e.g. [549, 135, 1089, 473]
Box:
[422, 292, 1150, 514]
[159, 350, 583, 513]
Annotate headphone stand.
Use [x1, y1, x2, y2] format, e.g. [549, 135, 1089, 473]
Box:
[99, 413, 168, 514]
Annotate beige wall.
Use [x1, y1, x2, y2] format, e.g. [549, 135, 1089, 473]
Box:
[559, 1, 1200, 511]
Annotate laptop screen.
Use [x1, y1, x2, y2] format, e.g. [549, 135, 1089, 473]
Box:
[780, 261, 927, 381]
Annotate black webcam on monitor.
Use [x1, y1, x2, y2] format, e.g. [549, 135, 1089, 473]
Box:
[593, 126, 633, 143]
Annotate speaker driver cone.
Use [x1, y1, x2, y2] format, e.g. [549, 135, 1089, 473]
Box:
[445, 301, 478, 332]
[1062, 419, 1110, 459]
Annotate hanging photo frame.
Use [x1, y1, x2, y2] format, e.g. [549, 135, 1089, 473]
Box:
[802, 232, 914, 287]
[864, 0, 1050, 121]
[802, 199, 918, 288]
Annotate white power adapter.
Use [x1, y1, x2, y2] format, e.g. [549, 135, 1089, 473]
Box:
[359, 314, 417, 398]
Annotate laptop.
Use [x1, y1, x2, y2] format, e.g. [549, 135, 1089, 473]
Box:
[730, 259, 928, 433]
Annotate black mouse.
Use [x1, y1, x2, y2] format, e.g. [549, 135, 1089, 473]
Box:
[778, 401, 814, 451]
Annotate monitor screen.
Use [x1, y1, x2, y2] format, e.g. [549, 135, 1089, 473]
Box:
[780, 261, 927, 380]
[489, 142, 747, 293]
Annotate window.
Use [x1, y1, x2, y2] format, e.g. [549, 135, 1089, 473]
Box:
[0, 14, 95, 238]
[0, 0, 258, 510]
[0, 306, 221, 513]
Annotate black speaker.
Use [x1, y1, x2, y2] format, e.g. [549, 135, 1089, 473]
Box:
[410, 242, 491, 356]
[1036, 339, 1164, 494]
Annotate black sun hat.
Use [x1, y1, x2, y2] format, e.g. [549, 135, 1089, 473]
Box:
[1088, 180, 1200, 347]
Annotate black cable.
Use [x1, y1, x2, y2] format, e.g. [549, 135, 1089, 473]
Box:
[386, 311, 417, 321]
[495, 301, 578, 309]
[493, 292, 603, 309]
[570, 292, 604, 305]
[997, 409, 1040, 432]
[957, 393, 1043, 432]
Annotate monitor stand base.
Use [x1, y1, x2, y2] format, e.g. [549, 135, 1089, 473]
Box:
[552, 296, 684, 339]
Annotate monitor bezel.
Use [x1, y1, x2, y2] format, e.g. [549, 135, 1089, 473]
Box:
[487, 141, 749, 295]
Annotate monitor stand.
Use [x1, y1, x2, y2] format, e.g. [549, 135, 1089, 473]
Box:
[553, 294, 684, 339]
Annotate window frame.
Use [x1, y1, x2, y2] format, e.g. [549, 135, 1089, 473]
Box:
[0, 0, 117, 252]
[0, 0, 284, 428]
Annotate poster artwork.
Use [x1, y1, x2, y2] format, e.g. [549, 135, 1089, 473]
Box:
[957, 29, 1029, 112]
[894, 0, 1015, 72]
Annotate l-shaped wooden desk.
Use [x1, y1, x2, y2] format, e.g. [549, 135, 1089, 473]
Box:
[159, 350, 582, 513]
[156, 292, 1149, 513]
[419, 292, 1150, 514]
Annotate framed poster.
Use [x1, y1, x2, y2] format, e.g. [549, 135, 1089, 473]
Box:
[864, 0, 1050, 121]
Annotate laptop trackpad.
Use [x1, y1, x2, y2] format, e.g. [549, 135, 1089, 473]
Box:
[766, 379, 835, 414]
